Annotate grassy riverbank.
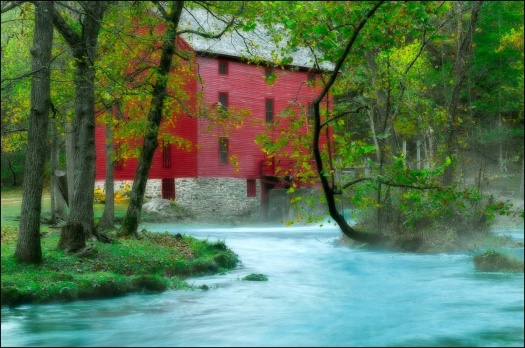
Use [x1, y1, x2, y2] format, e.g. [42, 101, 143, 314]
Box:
[1, 188, 239, 307]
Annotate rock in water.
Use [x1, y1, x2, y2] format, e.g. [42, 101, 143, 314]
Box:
[142, 198, 173, 214]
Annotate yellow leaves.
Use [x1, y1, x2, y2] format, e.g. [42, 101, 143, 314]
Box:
[229, 154, 239, 173]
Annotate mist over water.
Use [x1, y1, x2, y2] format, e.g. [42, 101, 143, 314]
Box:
[2, 224, 523, 347]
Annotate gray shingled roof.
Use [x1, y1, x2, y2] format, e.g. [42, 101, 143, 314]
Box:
[179, 8, 334, 71]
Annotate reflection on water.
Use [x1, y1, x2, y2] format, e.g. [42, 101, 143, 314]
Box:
[2, 224, 524, 347]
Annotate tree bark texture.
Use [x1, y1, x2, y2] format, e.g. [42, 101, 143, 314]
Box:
[51, 117, 68, 221]
[57, 222, 86, 253]
[98, 123, 115, 230]
[118, 2, 184, 237]
[14, 1, 54, 264]
[65, 121, 75, 206]
[52, 1, 107, 242]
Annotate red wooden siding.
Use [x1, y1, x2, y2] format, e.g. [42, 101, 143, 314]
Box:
[95, 114, 198, 181]
[196, 55, 331, 180]
[95, 37, 198, 182]
[95, 31, 332, 187]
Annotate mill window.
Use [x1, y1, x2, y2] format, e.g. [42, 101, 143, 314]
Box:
[219, 137, 229, 165]
[247, 179, 256, 197]
[265, 98, 274, 123]
[219, 61, 228, 75]
[162, 141, 171, 168]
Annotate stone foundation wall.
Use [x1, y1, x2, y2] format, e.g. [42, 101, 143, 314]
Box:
[95, 178, 261, 218]
[175, 178, 261, 218]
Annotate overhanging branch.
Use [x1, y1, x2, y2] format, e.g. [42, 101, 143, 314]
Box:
[320, 106, 368, 128]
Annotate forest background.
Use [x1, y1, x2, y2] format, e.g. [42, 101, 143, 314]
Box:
[1, 1, 524, 263]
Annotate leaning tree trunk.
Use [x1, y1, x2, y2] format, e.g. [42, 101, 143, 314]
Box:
[311, 1, 384, 246]
[14, 1, 54, 264]
[118, 2, 184, 237]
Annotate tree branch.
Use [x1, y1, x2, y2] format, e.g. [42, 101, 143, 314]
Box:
[1, 0, 24, 13]
[338, 176, 440, 191]
[320, 106, 368, 128]
[51, 6, 82, 48]
[314, 1, 384, 104]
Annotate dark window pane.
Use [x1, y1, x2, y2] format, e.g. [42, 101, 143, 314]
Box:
[247, 179, 256, 197]
[114, 144, 124, 170]
[308, 103, 315, 120]
[162, 141, 171, 168]
[266, 98, 274, 123]
[219, 93, 228, 110]
[219, 61, 228, 75]
[219, 138, 228, 164]
[161, 178, 175, 200]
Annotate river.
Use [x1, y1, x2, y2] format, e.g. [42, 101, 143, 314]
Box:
[1, 224, 523, 347]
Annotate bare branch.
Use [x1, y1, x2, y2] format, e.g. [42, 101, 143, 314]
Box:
[320, 106, 368, 128]
[338, 176, 440, 191]
[1, 127, 28, 135]
[314, 1, 384, 104]
[1, 0, 24, 13]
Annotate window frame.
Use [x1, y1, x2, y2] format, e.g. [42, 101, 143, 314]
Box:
[307, 102, 315, 121]
[265, 67, 273, 79]
[114, 143, 124, 170]
[218, 60, 228, 75]
[162, 141, 171, 168]
[246, 179, 257, 197]
[219, 137, 229, 165]
[218, 92, 229, 110]
[265, 98, 274, 123]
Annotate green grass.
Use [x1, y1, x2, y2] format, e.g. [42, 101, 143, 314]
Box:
[1, 190, 240, 306]
[1, 228, 239, 306]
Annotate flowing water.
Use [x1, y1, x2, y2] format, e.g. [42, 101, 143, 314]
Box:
[1, 224, 523, 347]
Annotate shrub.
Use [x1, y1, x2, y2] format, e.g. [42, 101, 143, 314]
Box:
[242, 273, 268, 281]
[473, 250, 524, 272]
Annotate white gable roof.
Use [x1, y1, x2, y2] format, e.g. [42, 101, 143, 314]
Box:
[179, 8, 334, 71]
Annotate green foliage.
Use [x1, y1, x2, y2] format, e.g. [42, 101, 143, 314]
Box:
[254, 0, 523, 249]
[242, 273, 268, 281]
[473, 249, 524, 272]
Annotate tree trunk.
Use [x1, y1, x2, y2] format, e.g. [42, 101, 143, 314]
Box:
[118, 2, 184, 237]
[14, 1, 54, 264]
[443, 1, 482, 186]
[6, 158, 17, 186]
[52, 2, 107, 246]
[57, 222, 85, 253]
[55, 169, 69, 206]
[519, 158, 525, 197]
[98, 123, 115, 230]
[50, 117, 67, 221]
[310, 2, 384, 245]
[65, 121, 75, 207]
